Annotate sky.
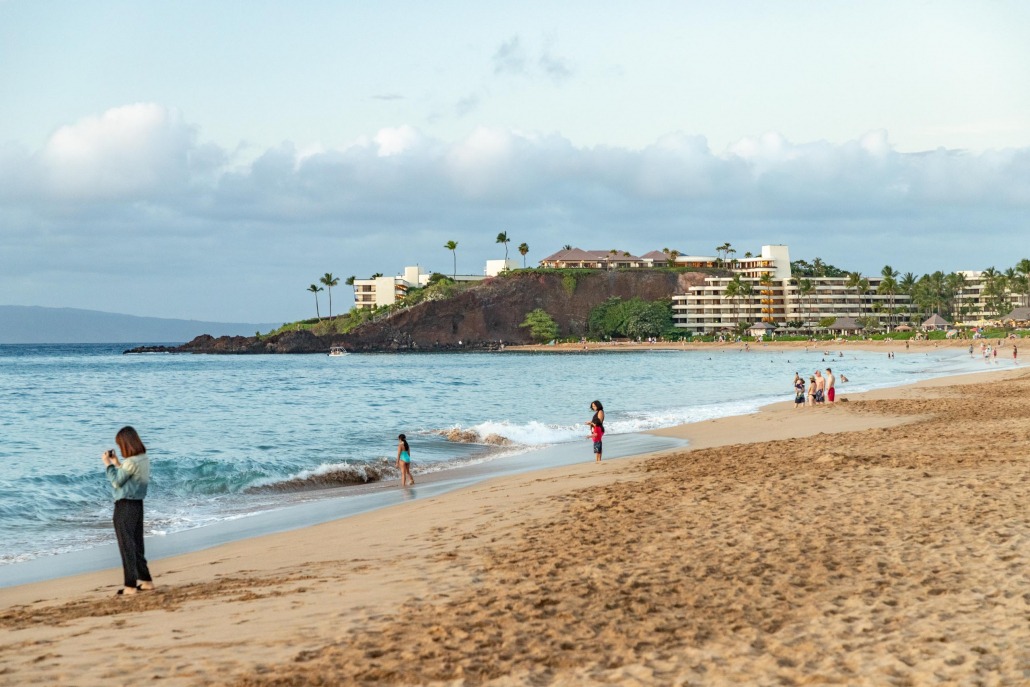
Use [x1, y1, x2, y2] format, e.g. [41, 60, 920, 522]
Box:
[1, 0, 1028, 323]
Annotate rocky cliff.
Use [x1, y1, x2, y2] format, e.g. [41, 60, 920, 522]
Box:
[126, 270, 711, 354]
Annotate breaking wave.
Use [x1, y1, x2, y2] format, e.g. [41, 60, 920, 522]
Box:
[246, 461, 395, 493]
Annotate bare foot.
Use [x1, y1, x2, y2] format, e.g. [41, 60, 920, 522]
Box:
[116, 586, 137, 596]
[137, 581, 155, 591]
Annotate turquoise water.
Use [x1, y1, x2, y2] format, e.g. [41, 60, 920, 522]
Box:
[0, 343, 993, 571]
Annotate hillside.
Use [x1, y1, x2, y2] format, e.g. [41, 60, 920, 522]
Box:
[341, 269, 707, 351]
[128, 270, 710, 353]
[0, 306, 280, 344]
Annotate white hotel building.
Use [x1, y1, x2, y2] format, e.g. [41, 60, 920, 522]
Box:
[352, 259, 520, 310]
[670, 245, 910, 334]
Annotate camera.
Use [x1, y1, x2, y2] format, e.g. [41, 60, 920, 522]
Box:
[105, 449, 115, 459]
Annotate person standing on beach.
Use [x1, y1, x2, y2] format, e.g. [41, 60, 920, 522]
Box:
[396, 434, 415, 486]
[587, 400, 605, 429]
[807, 375, 817, 407]
[825, 368, 836, 403]
[793, 373, 805, 408]
[814, 370, 825, 404]
[102, 426, 155, 596]
[589, 419, 604, 462]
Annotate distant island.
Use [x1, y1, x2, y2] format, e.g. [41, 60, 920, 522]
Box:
[0, 306, 280, 344]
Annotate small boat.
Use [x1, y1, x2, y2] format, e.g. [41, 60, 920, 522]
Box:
[328, 347, 349, 357]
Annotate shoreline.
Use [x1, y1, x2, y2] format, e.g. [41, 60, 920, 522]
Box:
[2, 366, 1028, 685]
[1, 346, 1011, 586]
[505, 336, 1022, 355]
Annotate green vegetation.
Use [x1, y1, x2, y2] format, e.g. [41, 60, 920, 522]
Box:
[588, 297, 673, 340]
[790, 258, 849, 278]
[520, 308, 559, 343]
[561, 273, 578, 295]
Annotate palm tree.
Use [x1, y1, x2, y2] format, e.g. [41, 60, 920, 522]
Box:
[562, 244, 572, 251]
[1016, 258, 1030, 306]
[518, 242, 529, 268]
[726, 246, 737, 269]
[345, 275, 356, 286]
[920, 271, 948, 316]
[945, 272, 967, 323]
[307, 284, 324, 320]
[844, 272, 869, 322]
[981, 267, 1010, 317]
[878, 265, 899, 329]
[724, 274, 745, 327]
[496, 232, 510, 260]
[320, 272, 340, 319]
[714, 242, 731, 268]
[445, 240, 458, 279]
[812, 257, 827, 278]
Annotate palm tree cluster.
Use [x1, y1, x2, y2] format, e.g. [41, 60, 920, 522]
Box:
[304, 273, 340, 321]
[878, 260, 1030, 323]
[440, 232, 529, 278]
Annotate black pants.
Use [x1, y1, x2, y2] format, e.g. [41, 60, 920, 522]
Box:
[113, 499, 152, 588]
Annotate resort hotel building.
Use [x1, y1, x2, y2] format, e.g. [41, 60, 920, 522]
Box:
[668, 245, 912, 334]
[352, 259, 519, 310]
[357, 244, 1027, 332]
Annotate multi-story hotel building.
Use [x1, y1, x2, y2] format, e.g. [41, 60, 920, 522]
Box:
[669, 245, 915, 334]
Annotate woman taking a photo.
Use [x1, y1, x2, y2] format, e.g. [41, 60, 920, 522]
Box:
[102, 426, 156, 596]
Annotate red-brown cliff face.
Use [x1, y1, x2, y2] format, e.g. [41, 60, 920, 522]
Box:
[125, 270, 712, 354]
[339, 270, 710, 351]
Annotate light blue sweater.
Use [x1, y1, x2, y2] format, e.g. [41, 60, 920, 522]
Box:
[106, 453, 150, 501]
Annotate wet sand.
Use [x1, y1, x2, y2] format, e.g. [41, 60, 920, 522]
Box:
[1, 367, 1028, 685]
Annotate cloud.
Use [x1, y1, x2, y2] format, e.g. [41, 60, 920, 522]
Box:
[2, 105, 1028, 320]
[493, 36, 526, 75]
[454, 93, 480, 118]
[371, 93, 404, 101]
[491, 36, 572, 83]
[37, 103, 197, 200]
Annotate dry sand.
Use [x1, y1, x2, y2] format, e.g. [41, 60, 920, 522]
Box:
[2, 367, 1028, 686]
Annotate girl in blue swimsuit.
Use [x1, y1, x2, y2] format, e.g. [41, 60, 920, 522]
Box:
[396, 434, 415, 486]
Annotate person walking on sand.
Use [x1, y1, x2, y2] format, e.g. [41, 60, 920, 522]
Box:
[589, 419, 604, 462]
[102, 426, 155, 596]
[396, 434, 415, 486]
[793, 372, 805, 409]
[825, 368, 836, 403]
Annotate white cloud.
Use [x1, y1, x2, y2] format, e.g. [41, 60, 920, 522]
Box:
[3, 105, 1028, 320]
[374, 125, 423, 157]
[38, 104, 195, 200]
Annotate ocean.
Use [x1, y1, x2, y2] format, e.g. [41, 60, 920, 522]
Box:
[0, 342, 995, 585]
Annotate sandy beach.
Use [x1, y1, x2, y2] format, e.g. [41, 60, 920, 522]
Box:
[2, 365, 1028, 685]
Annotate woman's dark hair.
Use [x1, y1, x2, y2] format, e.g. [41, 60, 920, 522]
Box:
[398, 434, 409, 451]
[115, 426, 146, 458]
[591, 400, 604, 411]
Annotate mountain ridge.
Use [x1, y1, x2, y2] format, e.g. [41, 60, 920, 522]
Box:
[0, 305, 280, 344]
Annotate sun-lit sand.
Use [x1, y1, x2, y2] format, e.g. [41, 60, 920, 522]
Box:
[2, 365, 1028, 686]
